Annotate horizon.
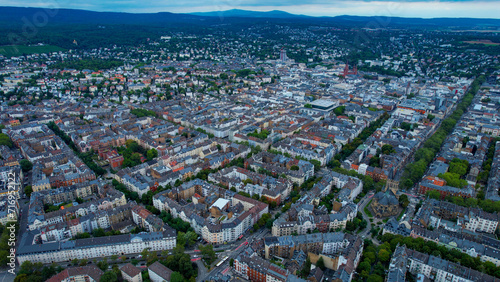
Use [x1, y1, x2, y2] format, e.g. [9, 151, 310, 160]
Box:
[1, 1, 500, 19]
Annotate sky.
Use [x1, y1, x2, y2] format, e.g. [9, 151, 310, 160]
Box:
[1, 0, 500, 19]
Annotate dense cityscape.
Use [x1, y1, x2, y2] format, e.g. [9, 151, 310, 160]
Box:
[0, 6, 500, 282]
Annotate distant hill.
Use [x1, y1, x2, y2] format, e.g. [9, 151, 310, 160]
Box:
[0, 7, 207, 25]
[330, 15, 500, 28]
[0, 6, 499, 28]
[191, 10, 500, 27]
[190, 9, 308, 18]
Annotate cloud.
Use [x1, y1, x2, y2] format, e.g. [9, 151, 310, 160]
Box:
[0, 0, 499, 18]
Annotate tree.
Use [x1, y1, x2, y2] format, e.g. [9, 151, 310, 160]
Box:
[24, 185, 32, 197]
[141, 191, 154, 206]
[171, 272, 184, 282]
[400, 122, 412, 131]
[448, 158, 469, 176]
[333, 106, 346, 116]
[0, 133, 13, 148]
[381, 144, 395, 155]
[399, 194, 410, 208]
[92, 228, 106, 237]
[357, 261, 371, 272]
[378, 249, 390, 262]
[309, 159, 321, 172]
[146, 252, 157, 265]
[20, 159, 33, 172]
[426, 190, 441, 200]
[164, 245, 196, 280]
[79, 259, 88, 266]
[177, 232, 187, 247]
[185, 231, 197, 247]
[438, 172, 467, 188]
[301, 257, 311, 277]
[316, 257, 326, 271]
[230, 258, 234, 267]
[97, 258, 108, 271]
[100, 271, 118, 282]
[146, 148, 158, 161]
[130, 152, 142, 164]
[14, 274, 28, 282]
[367, 274, 383, 282]
[141, 248, 150, 260]
[369, 156, 381, 167]
[199, 244, 217, 265]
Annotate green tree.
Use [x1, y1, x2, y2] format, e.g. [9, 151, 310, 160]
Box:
[100, 271, 118, 282]
[381, 144, 395, 155]
[146, 148, 158, 161]
[301, 257, 311, 277]
[378, 249, 390, 262]
[309, 159, 321, 172]
[170, 272, 184, 282]
[79, 259, 88, 266]
[130, 152, 142, 164]
[164, 245, 196, 279]
[333, 106, 346, 116]
[316, 257, 326, 271]
[97, 258, 108, 271]
[177, 232, 187, 247]
[426, 190, 441, 200]
[185, 231, 197, 247]
[24, 185, 32, 197]
[199, 244, 217, 265]
[20, 159, 33, 172]
[448, 158, 469, 176]
[367, 274, 383, 282]
[357, 261, 371, 272]
[399, 194, 410, 208]
[92, 228, 106, 237]
[0, 133, 13, 148]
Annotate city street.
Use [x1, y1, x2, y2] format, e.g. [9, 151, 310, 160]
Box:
[357, 192, 374, 239]
[196, 229, 269, 282]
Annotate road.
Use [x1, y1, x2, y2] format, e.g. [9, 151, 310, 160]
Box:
[5, 172, 31, 279]
[196, 228, 270, 282]
[0, 271, 15, 282]
[357, 192, 374, 238]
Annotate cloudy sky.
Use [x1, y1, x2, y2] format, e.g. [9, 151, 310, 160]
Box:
[2, 0, 499, 18]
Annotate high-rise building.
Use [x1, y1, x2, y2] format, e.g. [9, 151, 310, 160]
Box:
[280, 48, 287, 62]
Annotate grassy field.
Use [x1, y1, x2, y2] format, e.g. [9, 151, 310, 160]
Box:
[0, 45, 65, 57]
